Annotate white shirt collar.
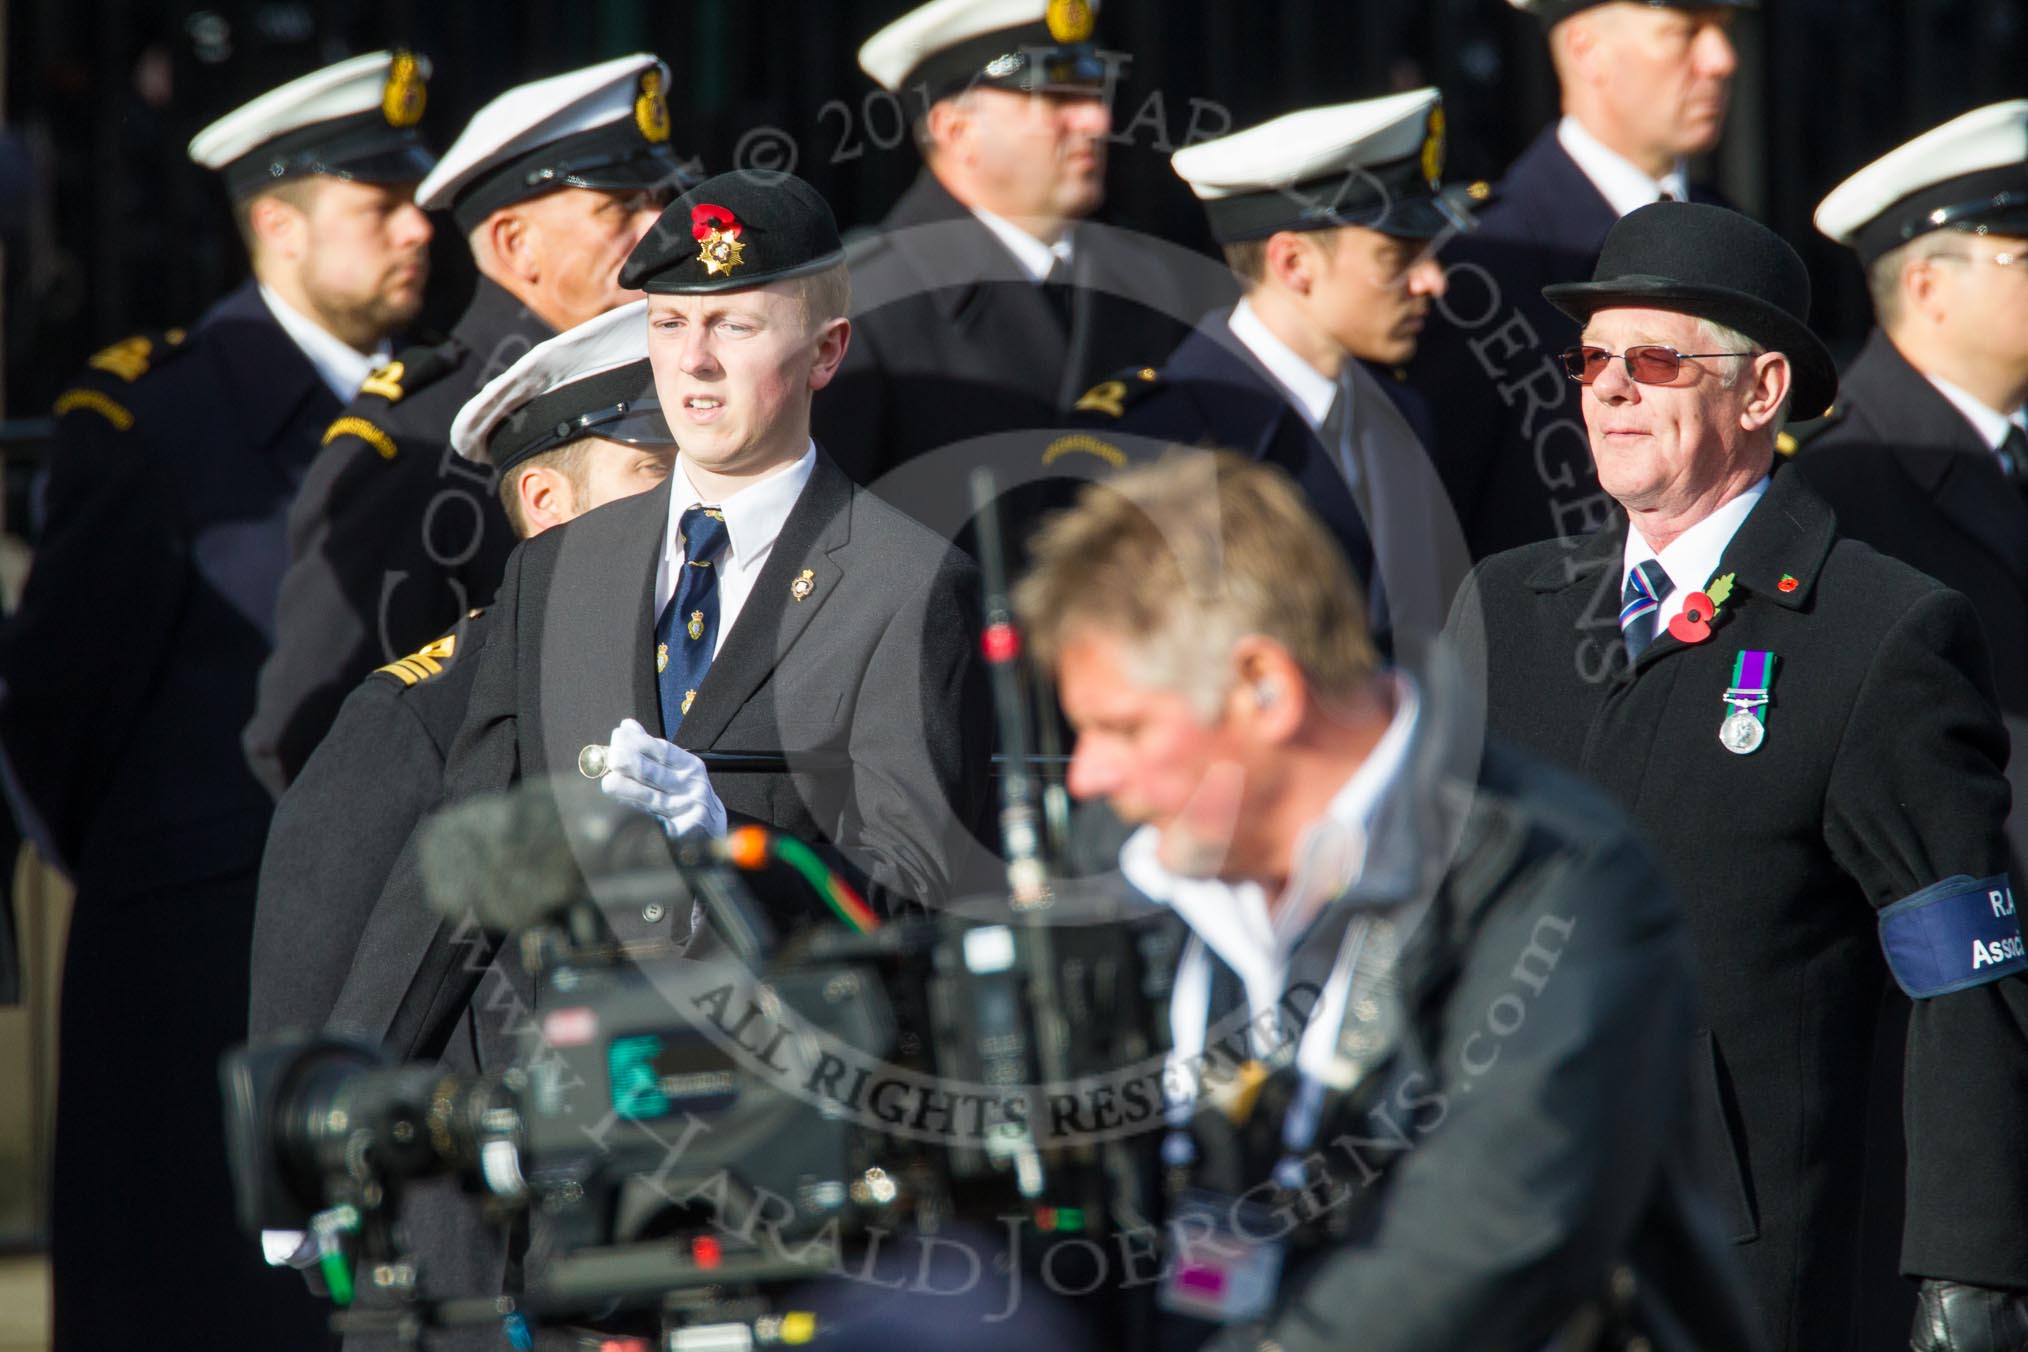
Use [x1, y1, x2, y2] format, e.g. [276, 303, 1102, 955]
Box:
[1227, 298, 1339, 430]
[664, 441, 816, 568]
[970, 205, 1075, 284]
[1120, 674, 1423, 981]
[1557, 115, 1691, 218]
[1621, 475, 1769, 626]
[1923, 372, 2028, 455]
[257, 283, 389, 403]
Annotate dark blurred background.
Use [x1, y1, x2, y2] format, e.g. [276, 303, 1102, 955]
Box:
[3, 0, 2027, 419]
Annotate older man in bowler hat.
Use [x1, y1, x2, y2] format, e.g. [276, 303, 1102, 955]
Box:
[1449, 201, 2028, 1352]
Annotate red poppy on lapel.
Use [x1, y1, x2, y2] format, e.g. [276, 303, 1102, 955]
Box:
[1669, 592, 1716, 644]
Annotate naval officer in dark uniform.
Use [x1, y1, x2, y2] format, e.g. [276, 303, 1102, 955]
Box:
[0, 50, 436, 1349]
[817, 0, 1231, 530]
[1066, 88, 1475, 650]
[1450, 201, 2028, 1352]
[1411, 0, 1752, 559]
[1793, 100, 2028, 755]
[252, 302, 678, 1350]
[249, 54, 693, 795]
[1016, 451, 1762, 1352]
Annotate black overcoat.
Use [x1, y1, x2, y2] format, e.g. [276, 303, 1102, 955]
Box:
[1448, 464, 2028, 1351]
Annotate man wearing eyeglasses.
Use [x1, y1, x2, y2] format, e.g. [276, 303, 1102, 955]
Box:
[1064, 90, 1477, 650]
[1449, 201, 2028, 1352]
[1793, 102, 2028, 850]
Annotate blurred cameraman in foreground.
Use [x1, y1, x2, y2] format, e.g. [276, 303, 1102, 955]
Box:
[1014, 451, 1761, 1351]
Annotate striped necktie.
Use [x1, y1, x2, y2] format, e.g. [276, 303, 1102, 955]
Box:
[1620, 559, 1673, 659]
[655, 506, 729, 730]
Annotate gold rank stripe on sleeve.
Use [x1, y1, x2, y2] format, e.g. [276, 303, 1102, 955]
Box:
[323, 415, 400, 461]
[370, 627, 461, 686]
[52, 389, 135, 430]
[372, 653, 444, 687]
[1042, 433, 1126, 468]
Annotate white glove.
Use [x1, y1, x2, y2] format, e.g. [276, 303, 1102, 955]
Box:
[598, 717, 728, 839]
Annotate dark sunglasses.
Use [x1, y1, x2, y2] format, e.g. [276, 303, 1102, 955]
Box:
[1561, 344, 1756, 385]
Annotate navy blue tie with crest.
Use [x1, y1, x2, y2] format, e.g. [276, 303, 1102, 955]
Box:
[655, 506, 729, 731]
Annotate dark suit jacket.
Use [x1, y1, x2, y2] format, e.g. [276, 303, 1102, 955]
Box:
[1789, 329, 2028, 715]
[330, 450, 991, 1061]
[1064, 312, 1474, 646]
[1448, 465, 2028, 1352]
[816, 170, 1232, 529]
[248, 276, 553, 796]
[0, 280, 334, 1349]
[1409, 125, 1732, 560]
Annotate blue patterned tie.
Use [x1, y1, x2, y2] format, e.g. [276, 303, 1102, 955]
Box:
[1619, 558, 1673, 659]
[655, 506, 729, 731]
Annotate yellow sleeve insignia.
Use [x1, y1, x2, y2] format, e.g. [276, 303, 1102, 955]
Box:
[85, 328, 187, 383]
[359, 360, 408, 404]
[1041, 433, 1127, 469]
[1073, 366, 1162, 420]
[323, 415, 400, 461]
[53, 388, 135, 430]
[370, 625, 463, 687]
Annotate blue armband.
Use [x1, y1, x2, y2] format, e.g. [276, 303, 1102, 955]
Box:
[1878, 874, 2025, 999]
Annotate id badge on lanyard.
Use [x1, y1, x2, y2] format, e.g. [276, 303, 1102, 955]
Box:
[1158, 1187, 1287, 1324]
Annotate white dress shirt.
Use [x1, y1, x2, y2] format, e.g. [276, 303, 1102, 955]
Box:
[257, 283, 390, 403]
[1558, 115, 1691, 217]
[1227, 299, 1365, 494]
[1227, 299, 1337, 429]
[1621, 476, 1769, 629]
[1121, 675, 1422, 1080]
[970, 204, 1075, 283]
[1924, 372, 2028, 460]
[654, 442, 817, 657]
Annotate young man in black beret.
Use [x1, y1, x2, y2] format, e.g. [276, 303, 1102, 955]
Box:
[1449, 200, 2028, 1352]
[296, 169, 989, 1348]
[446, 167, 990, 929]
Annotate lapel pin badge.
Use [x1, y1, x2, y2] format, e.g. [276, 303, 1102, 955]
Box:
[1778, 574, 1799, 593]
[791, 568, 815, 602]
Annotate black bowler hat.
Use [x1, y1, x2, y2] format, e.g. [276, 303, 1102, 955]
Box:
[1543, 201, 1838, 418]
[619, 169, 845, 294]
